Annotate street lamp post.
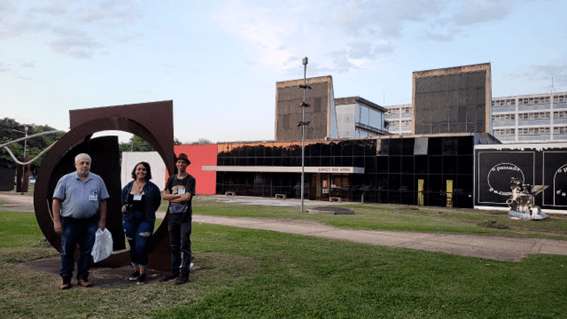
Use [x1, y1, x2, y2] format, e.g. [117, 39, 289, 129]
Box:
[13, 126, 29, 158]
[298, 57, 311, 213]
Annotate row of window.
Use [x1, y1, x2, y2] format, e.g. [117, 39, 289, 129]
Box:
[492, 99, 516, 107]
[356, 104, 384, 129]
[518, 127, 550, 135]
[493, 94, 567, 107]
[493, 128, 515, 136]
[389, 120, 412, 127]
[494, 126, 567, 136]
[493, 111, 567, 121]
[386, 106, 411, 115]
[493, 114, 515, 121]
[518, 112, 550, 120]
[518, 96, 551, 105]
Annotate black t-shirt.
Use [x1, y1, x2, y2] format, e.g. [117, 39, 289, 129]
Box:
[165, 174, 196, 212]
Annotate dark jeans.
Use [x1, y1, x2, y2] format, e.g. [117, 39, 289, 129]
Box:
[60, 216, 98, 276]
[123, 210, 154, 268]
[168, 211, 192, 274]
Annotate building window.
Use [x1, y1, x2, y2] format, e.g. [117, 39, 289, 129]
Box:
[555, 111, 567, 119]
[494, 128, 515, 136]
[518, 127, 550, 136]
[518, 112, 550, 120]
[554, 126, 567, 134]
[493, 114, 516, 121]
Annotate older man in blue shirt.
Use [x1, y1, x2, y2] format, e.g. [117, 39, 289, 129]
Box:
[52, 153, 109, 290]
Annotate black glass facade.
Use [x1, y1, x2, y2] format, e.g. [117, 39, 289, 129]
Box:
[214, 135, 477, 208]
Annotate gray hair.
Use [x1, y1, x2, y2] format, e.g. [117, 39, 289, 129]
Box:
[75, 153, 92, 163]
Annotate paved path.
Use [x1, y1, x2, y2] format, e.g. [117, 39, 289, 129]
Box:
[3, 193, 567, 262]
[192, 215, 567, 262]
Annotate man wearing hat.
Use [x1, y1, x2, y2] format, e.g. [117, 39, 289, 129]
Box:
[160, 153, 196, 285]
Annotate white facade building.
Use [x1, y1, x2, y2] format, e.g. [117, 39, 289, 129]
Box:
[491, 92, 567, 143]
[384, 103, 412, 135]
[335, 96, 388, 138]
[385, 92, 567, 143]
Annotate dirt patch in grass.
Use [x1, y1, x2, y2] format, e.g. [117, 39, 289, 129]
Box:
[0, 246, 58, 264]
[477, 220, 511, 229]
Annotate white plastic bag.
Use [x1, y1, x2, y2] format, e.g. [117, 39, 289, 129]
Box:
[91, 228, 113, 263]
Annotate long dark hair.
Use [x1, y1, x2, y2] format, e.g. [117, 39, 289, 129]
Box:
[131, 161, 152, 181]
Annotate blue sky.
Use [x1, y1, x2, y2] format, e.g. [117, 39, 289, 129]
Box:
[1, 0, 566, 143]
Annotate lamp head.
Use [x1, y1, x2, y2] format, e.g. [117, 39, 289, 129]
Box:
[302, 57, 308, 66]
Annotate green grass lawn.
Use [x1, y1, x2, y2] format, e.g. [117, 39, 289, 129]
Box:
[1, 201, 567, 318]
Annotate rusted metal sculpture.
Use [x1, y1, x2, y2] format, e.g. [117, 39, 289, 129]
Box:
[506, 177, 549, 220]
[34, 101, 175, 271]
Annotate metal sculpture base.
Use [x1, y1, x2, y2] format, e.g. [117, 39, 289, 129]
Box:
[509, 208, 549, 221]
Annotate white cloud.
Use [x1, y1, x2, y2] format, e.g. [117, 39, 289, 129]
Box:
[0, 0, 144, 59]
[505, 62, 567, 90]
[19, 62, 35, 68]
[213, 0, 449, 74]
[417, 28, 461, 42]
[452, 0, 516, 26]
[76, 0, 144, 28]
[0, 61, 10, 72]
[27, 0, 72, 16]
[48, 31, 102, 59]
[0, 0, 17, 25]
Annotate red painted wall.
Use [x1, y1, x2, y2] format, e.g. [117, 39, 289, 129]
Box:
[172, 144, 218, 195]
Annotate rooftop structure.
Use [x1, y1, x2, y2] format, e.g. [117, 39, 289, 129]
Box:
[335, 96, 388, 138]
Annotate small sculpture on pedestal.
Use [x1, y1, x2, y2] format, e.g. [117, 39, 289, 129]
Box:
[506, 177, 549, 220]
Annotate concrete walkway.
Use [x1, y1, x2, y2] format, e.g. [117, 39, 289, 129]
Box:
[192, 215, 567, 262]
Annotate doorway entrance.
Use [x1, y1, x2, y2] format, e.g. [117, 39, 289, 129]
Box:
[309, 173, 350, 201]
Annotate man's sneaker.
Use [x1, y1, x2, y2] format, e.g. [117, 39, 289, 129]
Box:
[60, 274, 72, 290]
[136, 273, 147, 285]
[159, 272, 179, 282]
[173, 273, 189, 285]
[129, 271, 140, 281]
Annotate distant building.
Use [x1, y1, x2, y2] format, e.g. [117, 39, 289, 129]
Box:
[412, 63, 492, 135]
[335, 96, 388, 138]
[491, 92, 567, 143]
[275, 76, 388, 141]
[149, 63, 566, 212]
[384, 103, 412, 135]
[383, 62, 567, 143]
[387, 91, 567, 143]
[275, 76, 338, 141]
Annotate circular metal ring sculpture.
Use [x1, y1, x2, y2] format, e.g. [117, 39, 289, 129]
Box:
[34, 101, 175, 270]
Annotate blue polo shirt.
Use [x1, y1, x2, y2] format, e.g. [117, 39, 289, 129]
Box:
[53, 171, 110, 219]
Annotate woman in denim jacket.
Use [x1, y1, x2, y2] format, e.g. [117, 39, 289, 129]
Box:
[121, 162, 161, 284]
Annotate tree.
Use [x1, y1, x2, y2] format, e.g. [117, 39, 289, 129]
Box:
[119, 135, 155, 152]
[190, 138, 212, 145]
[0, 118, 63, 172]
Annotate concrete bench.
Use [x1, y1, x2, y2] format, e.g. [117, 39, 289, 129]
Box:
[329, 197, 342, 202]
[225, 191, 235, 196]
[275, 194, 286, 199]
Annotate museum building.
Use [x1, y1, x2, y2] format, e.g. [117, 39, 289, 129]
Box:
[171, 63, 566, 213]
[178, 63, 487, 208]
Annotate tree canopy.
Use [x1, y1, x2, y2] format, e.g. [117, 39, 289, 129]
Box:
[0, 117, 64, 175]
